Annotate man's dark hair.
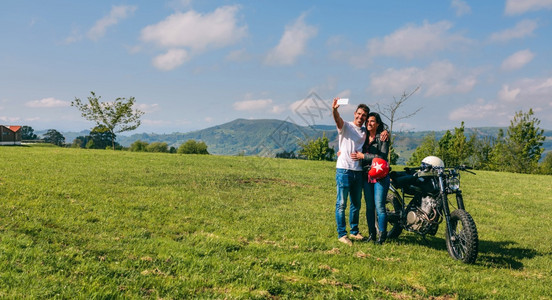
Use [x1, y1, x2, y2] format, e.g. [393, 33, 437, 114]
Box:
[356, 104, 370, 114]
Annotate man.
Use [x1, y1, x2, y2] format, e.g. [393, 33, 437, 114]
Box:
[332, 98, 370, 246]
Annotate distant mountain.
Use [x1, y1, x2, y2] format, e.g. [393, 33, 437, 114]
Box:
[51, 119, 551, 164]
[117, 119, 338, 156]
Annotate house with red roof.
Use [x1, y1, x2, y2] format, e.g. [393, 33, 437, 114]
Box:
[0, 125, 22, 145]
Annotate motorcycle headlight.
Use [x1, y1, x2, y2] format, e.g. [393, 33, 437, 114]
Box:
[448, 177, 460, 192]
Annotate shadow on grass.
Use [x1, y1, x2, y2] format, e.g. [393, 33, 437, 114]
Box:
[392, 234, 540, 269]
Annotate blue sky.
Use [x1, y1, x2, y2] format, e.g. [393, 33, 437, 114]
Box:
[1, 0, 552, 134]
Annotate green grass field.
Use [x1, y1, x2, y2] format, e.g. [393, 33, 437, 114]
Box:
[1, 145, 551, 298]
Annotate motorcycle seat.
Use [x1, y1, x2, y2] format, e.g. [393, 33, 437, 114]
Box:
[389, 171, 417, 189]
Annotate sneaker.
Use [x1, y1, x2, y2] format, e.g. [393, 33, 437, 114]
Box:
[338, 236, 353, 246]
[349, 233, 365, 241]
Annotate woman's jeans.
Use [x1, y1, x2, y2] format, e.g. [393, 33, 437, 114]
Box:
[363, 175, 390, 235]
[335, 168, 363, 238]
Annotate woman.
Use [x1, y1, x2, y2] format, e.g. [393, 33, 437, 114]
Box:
[352, 112, 390, 244]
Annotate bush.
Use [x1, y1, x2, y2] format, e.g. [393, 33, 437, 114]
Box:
[130, 140, 149, 152]
[146, 142, 169, 153]
[178, 140, 209, 154]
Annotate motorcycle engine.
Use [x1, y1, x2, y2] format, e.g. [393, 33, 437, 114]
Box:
[406, 196, 439, 233]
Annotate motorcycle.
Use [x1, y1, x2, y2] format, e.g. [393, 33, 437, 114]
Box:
[384, 156, 479, 264]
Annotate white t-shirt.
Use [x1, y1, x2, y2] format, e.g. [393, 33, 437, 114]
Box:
[336, 121, 366, 171]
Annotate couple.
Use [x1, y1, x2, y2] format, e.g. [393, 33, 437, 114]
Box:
[332, 98, 390, 246]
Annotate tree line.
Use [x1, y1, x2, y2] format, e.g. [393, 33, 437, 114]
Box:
[407, 109, 551, 175]
[277, 109, 551, 175]
[21, 125, 209, 155]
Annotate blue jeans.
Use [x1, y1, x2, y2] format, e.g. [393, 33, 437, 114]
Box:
[363, 175, 390, 235]
[335, 169, 363, 238]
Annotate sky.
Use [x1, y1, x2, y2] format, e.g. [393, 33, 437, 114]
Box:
[1, 0, 552, 135]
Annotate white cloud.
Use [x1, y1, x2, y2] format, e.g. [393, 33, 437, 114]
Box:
[26, 97, 70, 108]
[450, 77, 552, 127]
[289, 95, 335, 122]
[447, 75, 552, 128]
[264, 13, 318, 65]
[449, 99, 503, 121]
[225, 48, 250, 62]
[362, 21, 470, 62]
[337, 90, 352, 99]
[0, 116, 22, 122]
[505, 0, 552, 15]
[64, 28, 82, 44]
[233, 99, 273, 111]
[142, 119, 172, 126]
[501, 49, 535, 71]
[152, 49, 190, 71]
[451, 0, 472, 16]
[136, 103, 160, 113]
[271, 105, 286, 114]
[369, 61, 477, 97]
[140, 6, 247, 52]
[489, 19, 538, 43]
[497, 85, 521, 102]
[87, 5, 137, 41]
[498, 77, 552, 105]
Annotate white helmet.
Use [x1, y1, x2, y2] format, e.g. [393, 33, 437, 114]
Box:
[418, 156, 445, 176]
[421, 156, 445, 168]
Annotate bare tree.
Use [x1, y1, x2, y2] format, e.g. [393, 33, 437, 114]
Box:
[375, 86, 421, 162]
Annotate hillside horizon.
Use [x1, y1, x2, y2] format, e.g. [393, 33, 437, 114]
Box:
[33, 118, 551, 164]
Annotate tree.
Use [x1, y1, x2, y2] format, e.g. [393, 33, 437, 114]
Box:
[71, 136, 89, 148]
[89, 125, 117, 149]
[539, 152, 552, 175]
[388, 146, 399, 165]
[504, 109, 545, 173]
[489, 129, 510, 172]
[276, 150, 297, 159]
[298, 135, 334, 161]
[178, 140, 209, 154]
[437, 130, 453, 166]
[407, 133, 438, 166]
[43, 129, 65, 146]
[437, 122, 474, 167]
[488, 110, 545, 173]
[470, 136, 494, 170]
[375, 86, 421, 161]
[146, 142, 169, 153]
[72, 91, 145, 150]
[130, 140, 149, 152]
[21, 126, 38, 140]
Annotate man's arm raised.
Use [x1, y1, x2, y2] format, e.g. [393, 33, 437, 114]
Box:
[332, 98, 344, 130]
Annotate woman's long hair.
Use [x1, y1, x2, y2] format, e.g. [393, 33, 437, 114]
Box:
[368, 112, 386, 134]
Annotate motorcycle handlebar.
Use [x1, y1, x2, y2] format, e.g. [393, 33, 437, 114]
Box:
[404, 165, 476, 175]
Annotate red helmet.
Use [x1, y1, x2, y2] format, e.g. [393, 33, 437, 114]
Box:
[368, 157, 389, 179]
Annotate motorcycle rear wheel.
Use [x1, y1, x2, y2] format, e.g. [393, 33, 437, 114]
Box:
[445, 209, 479, 264]
[384, 191, 403, 239]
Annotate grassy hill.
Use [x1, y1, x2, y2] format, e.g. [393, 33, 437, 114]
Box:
[51, 119, 552, 163]
[0, 145, 550, 298]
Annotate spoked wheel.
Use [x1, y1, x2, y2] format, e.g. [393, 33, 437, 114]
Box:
[445, 209, 479, 264]
[383, 189, 403, 239]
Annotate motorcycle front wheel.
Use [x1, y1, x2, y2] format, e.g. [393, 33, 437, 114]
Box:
[445, 209, 479, 264]
[384, 190, 403, 239]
